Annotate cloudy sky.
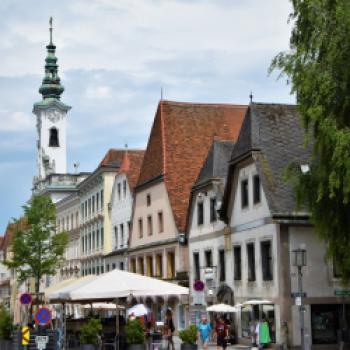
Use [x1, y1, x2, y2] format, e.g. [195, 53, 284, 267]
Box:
[0, 0, 293, 233]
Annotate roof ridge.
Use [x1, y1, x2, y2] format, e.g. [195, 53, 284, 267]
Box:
[160, 100, 247, 108]
[160, 101, 167, 176]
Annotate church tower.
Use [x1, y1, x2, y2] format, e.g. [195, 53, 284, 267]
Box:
[33, 17, 71, 180]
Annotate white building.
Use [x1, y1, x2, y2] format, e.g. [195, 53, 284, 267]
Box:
[220, 103, 348, 349]
[187, 141, 235, 321]
[105, 150, 144, 271]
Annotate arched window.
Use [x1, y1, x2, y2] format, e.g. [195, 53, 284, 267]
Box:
[49, 127, 59, 147]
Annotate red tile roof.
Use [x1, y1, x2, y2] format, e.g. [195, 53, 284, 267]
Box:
[137, 100, 247, 232]
[99, 149, 125, 167]
[119, 150, 145, 192]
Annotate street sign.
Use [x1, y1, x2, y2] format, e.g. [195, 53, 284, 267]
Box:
[291, 292, 307, 298]
[35, 335, 49, 350]
[19, 292, 32, 305]
[193, 280, 205, 292]
[22, 326, 30, 345]
[295, 296, 302, 306]
[35, 307, 52, 326]
[335, 290, 350, 297]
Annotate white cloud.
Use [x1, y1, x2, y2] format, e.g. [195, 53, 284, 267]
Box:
[85, 85, 111, 99]
[0, 111, 34, 132]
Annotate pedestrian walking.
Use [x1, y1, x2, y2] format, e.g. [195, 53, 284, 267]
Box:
[197, 315, 211, 350]
[164, 309, 175, 350]
[256, 317, 271, 350]
[215, 316, 228, 350]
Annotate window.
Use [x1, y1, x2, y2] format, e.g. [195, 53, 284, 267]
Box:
[333, 258, 343, 278]
[123, 180, 127, 198]
[96, 229, 100, 248]
[106, 264, 110, 272]
[205, 250, 212, 268]
[120, 223, 124, 248]
[210, 198, 217, 222]
[138, 218, 143, 238]
[130, 258, 136, 273]
[241, 179, 249, 208]
[92, 196, 95, 213]
[247, 243, 256, 281]
[119, 261, 124, 270]
[253, 175, 261, 204]
[114, 226, 118, 249]
[112, 263, 116, 270]
[147, 194, 151, 206]
[167, 252, 175, 279]
[219, 249, 226, 281]
[158, 211, 164, 233]
[81, 236, 84, 253]
[138, 257, 144, 275]
[197, 202, 204, 226]
[92, 231, 95, 250]
[156, 254, 163, 278]
[193, 252, 200, 281]
[101, 227, 104, 248]
[147, 215, 153, 236]
[88, 198, 91, 216]
[100, 190, 104, 210]
[71, 214, 74, 229]
[96, 193, 99, 211]
[49, 127, 59, 147]
[233, 246, 242, 280]
[261, 241, 273, 280]
[146, 256, 154, 277]
[117, 183, 121, 200]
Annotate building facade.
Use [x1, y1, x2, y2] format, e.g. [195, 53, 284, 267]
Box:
[105, 150, 144, 272]
[220, 103, 350, 348]
[129, 101, 246, 329]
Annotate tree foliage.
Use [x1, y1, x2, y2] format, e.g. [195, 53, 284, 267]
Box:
[270, 0, 350, 282]
[5, 195, 68, 292]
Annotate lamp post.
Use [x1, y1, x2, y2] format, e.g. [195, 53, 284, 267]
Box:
[292, 248, 307, 350]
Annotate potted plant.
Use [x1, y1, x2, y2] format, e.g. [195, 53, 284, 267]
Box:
[0, 305, 13, 350]
[179, 325, 197, 350]
[124, 319, 145, 350]
[80, 317, 102, 350]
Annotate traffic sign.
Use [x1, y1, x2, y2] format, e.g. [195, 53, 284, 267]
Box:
[22, 326, 30, 345]
[193, 280, 205, 292]
[291, 292, 307, 298]
[35, 307, 52, 326]
[295, 296, 302, 306]
[19, 292, 32, 305]
[35, 335, 49, 350]
[335, 290, 350, 297]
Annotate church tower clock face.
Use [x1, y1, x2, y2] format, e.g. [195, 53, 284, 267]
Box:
[32, 18, 71, 180]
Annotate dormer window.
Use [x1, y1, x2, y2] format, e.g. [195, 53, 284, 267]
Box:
[253, 175, 261, 204]
[241, 179, 249, 208]
[49, 127, 59, 147]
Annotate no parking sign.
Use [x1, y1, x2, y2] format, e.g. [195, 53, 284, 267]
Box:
[35, 307, 52, 326]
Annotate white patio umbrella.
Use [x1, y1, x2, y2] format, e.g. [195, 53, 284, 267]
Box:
[207, 303, 237, 313]
[53, 269, 189, 301]
[83, 303, 125, 310]
[127, 304, 150, 317]
[242, 299, 272, 305]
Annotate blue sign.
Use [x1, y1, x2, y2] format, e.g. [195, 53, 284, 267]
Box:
[19, 293, 32, 305]
[35, 307, 52, 326]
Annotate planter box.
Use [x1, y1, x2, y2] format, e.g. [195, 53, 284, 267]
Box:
[128, 344, 146, 350]
[181, 343, 198, 350]
[0, 339, 12, 350]
[80, 344, 98, 350]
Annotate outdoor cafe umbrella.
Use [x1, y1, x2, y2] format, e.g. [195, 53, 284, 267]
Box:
[206, 303, 237, 313]
[127, 304, 150, 317]
[53, 269, 189, 301]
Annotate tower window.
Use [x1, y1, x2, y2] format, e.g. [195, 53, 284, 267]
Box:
[49, 127, 59, 147]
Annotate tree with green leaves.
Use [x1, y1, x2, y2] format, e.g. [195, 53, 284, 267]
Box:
[270, 0, 350, 282]
[5, 195, 68, 295]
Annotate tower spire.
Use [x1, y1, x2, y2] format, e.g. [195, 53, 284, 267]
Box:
[38, 17, 64, 100]
[49, 17, 53, 45]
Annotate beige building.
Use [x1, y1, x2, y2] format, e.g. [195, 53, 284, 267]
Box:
[79, 149, 124, 276]
[129, 100, 246, 328]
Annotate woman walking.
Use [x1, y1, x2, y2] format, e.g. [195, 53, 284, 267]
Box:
[197, 315, 211, 350]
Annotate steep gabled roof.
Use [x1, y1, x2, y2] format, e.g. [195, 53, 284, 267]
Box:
[119, 150, 145, 193]
[99, 149, 125, 168]
[137, 100, 247, 232]
[222, 103, 312, 220]
[195, 140, 235, 188]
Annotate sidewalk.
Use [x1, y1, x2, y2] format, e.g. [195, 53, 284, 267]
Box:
[172, 337, 251, 350]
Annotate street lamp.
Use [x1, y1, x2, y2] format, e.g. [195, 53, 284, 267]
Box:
[292, 248, 307, 350]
